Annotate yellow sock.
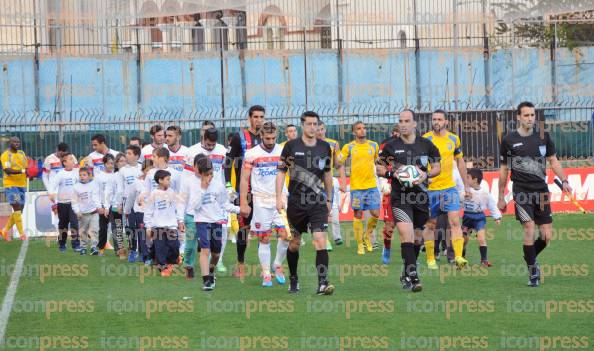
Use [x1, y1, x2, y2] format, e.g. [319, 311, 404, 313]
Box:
[364, 217, 379, 240]
[452, 238, 464, 259]
[425, 240, 435, 261]
[353, 218, 363, 244]
[3, 213, 15, 233]
[13, 211, 25, 238]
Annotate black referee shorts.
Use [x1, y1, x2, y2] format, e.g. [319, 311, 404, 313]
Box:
[287, 201, 328, 236]
[512, 183, 552, 225]
[390, 192, 429, 230]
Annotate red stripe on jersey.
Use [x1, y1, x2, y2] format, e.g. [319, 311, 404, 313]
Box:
[252, 156, 280, 164]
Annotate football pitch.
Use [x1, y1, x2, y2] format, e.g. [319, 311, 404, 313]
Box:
[0, 213, 592, 351]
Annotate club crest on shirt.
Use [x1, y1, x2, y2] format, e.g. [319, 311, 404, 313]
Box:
[318, 158, 326, 170]
[539, 145, 546, 157]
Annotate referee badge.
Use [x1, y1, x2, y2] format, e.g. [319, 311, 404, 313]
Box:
[420, 156, 428, 167]
[539, 145, 546, 156]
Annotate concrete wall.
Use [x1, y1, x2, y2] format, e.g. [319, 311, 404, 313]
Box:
[1, 46, 593, 118]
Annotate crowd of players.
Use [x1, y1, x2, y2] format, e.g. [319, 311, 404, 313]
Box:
[0, 101, 572, 293]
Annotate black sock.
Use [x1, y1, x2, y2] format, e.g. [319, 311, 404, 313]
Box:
[402, 243, 418, 280]
[236, 227, 248, 263]
[414, 243, 421, 259]
[479, 246, 488, 261]
[237, 243, 246, 263]
[315, 249, 329, 284]
[534, 238, 547, 257]
[287, 248, 299, 278]
[523, 245, 536, 267]
[462, 246, 467, 258]
[435, 238, 441, 255]
[202, 275, 210, 283]
[400, 243, 407, 277]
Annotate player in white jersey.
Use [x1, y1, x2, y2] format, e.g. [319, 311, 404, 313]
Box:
[43, 143, 78, 228]
[165, 125, 190, 175]
[144, 147, 181, 195]
[140, 124, 166, 161]
[119, 145, 142, 262]
[84, 134, 119, 177]
[462, 168, 501, 267]
[240, 122, 289, 287]
[49, 153, 81, 253]
[186, 125, 230, 272]
[43, 143, 78, 191]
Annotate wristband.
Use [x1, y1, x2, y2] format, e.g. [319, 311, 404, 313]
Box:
[21, 169, 26, 174]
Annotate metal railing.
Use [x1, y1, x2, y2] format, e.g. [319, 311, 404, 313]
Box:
[1, 103, 592, 182]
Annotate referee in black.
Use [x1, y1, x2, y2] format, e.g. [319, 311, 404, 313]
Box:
[497, 101, 572, 287]
[276, 111, 335, 295]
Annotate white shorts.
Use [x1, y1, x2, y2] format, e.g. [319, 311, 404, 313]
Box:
[250, 205, 286, 237]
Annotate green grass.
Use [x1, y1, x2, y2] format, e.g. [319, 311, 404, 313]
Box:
[1, 214, 593, 350]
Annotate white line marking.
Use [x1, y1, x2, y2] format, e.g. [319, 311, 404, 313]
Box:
[0, 240, 29, 346]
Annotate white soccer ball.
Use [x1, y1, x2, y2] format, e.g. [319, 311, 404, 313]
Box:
[397, 165, 421, 188]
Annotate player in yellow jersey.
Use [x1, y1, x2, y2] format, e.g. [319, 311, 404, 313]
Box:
[317, 121, 347, 250]
[1, 137, 29, 241]
[338, 121, 380, 255]
[422, 110, 470, 269]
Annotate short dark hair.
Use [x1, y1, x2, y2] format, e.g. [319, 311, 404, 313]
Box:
[286, 124, 297, 129]
[149, 125, 163, 136]
[248, 105, 265, 117]
[79, 167, 92, 176]
[92, 134, 106, 144]
[468, 168, 483, 183]
[351, 120, 364, 132]
[154, 169, 171, 184]
[260, 121, 277, 135]
[433, 109, 447, 118]
[202, 120, 215, 128]
[102, 153, 115, 165]
[153, 147, 169, 160]
[400, 109, 416, 120]
[126, 144, 141, 157]
[57, 142, 69, 153]
[60, 152, 72, 162]
[318, 121, 325, 127]
[517, 101, 535, 116]
[204, 127, 218, 143]
[167, 125, 182, 135]
[130, 136, 142, 144]
[194, 154, 213, 174]
[300, 111, 319, 123]
[114, 153, 125, 171]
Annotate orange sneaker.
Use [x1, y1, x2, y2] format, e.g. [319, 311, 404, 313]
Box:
[18, 235, 27, 241]
[161, 264, 173, 277]
[0, 230, 10, 241]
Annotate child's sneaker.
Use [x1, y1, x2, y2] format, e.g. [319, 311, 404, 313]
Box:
[202, 280, 214, 291]
[90, 247, 99, 256]
[59, 245, 67, 253]
[216, 261, 227, 273]
[262, 274, 273, 287]
[117, 248, 127, 260]
[161, 264, 173, 277]
[185, 266, 195, 279]
[80, 248, 87, 255]
[128, 251, 137, 263]
[273, 265, 286, 285]
[18, 235, 27, 241]
[144, 259, 153, 266]
[73, 246, 82, 253]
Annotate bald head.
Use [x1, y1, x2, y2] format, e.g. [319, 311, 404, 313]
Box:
[398, 110, 416, 137]
[9, 137, 20, 151]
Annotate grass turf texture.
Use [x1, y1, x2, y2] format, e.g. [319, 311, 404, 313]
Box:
[1, 213, 593, 350]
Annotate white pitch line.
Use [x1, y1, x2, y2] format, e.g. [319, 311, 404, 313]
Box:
[0, 240, 29, 346]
